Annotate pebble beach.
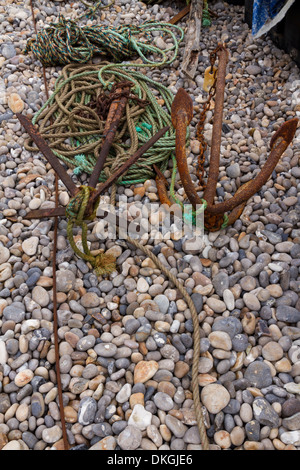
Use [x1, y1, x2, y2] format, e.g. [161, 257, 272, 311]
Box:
[0, 0, 300, 451]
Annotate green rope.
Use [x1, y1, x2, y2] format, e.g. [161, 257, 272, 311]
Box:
[24, 17, 184, 67]
[66, 185, 116, 275]
[78, 0, 115, 19]
[221, 213, 229, 229]
[202, 0, 212, 27]
[25, 63, 185, 186]
[169, 154, 207, 226]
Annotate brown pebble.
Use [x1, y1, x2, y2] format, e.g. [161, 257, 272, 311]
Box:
[56, 292, 68, 304]
[87, 328, 100, 338]
[243, 441, 264, 450]
[52, 439, 67, 450]
[37, 276, 53, 287]
[138, 342, 148, 356]
[174, 361, 190, 378]
[157, 381, 176, 397]
[1, 320, 15, 334]
[129, 393, 144, 408]
[64, 406, 78, 423]
[0, 433, 8, 450]
[133, 360, 159, 384]
[65, 332, 79, 348]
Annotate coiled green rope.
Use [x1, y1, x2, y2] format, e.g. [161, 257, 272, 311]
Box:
[24, 17, 184, 67]
[25, 63, 188, 186]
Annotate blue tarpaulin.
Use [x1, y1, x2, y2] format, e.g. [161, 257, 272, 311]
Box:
[252, 0, 295, 38]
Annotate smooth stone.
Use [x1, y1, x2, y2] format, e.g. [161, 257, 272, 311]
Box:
[206, 298, 226, 313]
[32, 286, 50, 307]
[240, 276, 256, 291]
[14, 369, 34, 387]
[0, 246, 10, 264]
[116, 383, 132, 404]
[214, 430, 231, 449]
[0, 341, 8, 365]
[153, 392, 174, 411]
[0, 394, 11, 414]
[211, 317, 242, 338]
[284, 383, 300, 394]
[243, 293, 261, 311]
[99, 280, 113, 292]
[244, 361, 273, 388]
[134, 361, 159, 384]
[136, 278, 149, 293]
[117, 425, 142, 450]
[252, 397, 280, 427]
[208, 331, 232, 351]
[201, 383, 230, 414]
[246, 64, 262, 75]
[22, 237, 39, 256]
[226, 162, 240, 178]
[31, 392, 45, 418]
[8, 93, 25, 113]
[3, 302, 25, 323]
[1, 440, 23, 450]
[1, 43, 16, 59]
[77, 397, 97, 425]
[128, 404, 152, 430]
[212, 272, 229, 296]
[223, 289, 235, 311]
[262, 341, 283, 361]
[276, 305, 300, 323]
[282, 412, 300, 431]
[89, 436, 116, 450]
[76, 335, 96, 351]
[174, 361, 190, 378]
[245, 420, 260, 442]
[42, 425, 62, 444]
[153, 295, 170, 314]
[165, 415, 187, 438]
[0, 264, 12, 282]
[280, 431, 300, 446]
[94, 343, 117, 357]
[56, 270, 76, 293]
[282, 398, 300, 418]
[183, 426, 201, 445]
[232, 333, 249, 351]
[21, 319, 40, 334]
[81, 292, 100, 308]
[191, 293, 203, 313]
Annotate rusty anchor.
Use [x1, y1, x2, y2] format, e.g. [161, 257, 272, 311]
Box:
[19, 110, 169, 273]
[18, 113, 169, 224]
[165, 44, 299, 231]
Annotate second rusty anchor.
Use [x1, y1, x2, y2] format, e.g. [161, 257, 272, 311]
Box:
[169, 88, 298, 230]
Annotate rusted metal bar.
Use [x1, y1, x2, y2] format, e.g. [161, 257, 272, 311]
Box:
[153, 164, 173, 207]
[203, 44, 229, 206]
[17, 113, 79, 197]
[205, 117, 299, 215]
[24, 125, 170, 220]
[171, 88, 200, 209]
[169, 4, 190, 25]
[24, 205, 140, 232]
[24, 207, 66, 219]
[88, 85, 130, 189]
[91, 125, 170, 205]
